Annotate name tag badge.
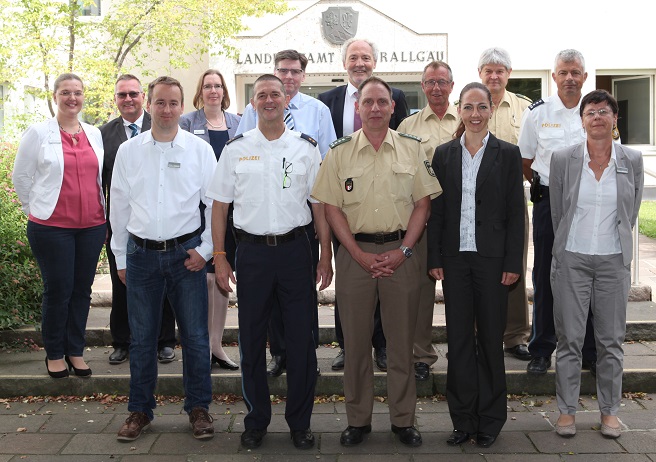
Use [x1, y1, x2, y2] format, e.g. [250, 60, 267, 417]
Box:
[194, 129, 205, 135]
[616, 166, 628, 174]
[168, 162, 181, 169]
[48, 136, 62, 144]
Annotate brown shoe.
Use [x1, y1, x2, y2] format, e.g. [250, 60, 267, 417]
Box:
[117, 412, 151, 441]
[189, 407, 214, 440]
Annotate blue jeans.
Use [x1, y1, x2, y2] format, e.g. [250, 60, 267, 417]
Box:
[125, 234, 211, 420]
[27, 221, 106, 359]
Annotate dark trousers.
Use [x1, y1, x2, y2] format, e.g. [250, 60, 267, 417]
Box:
[333, 237, 386, 350]
[528, 186, 596, 361]
[27, 221, 106, 359]
[443, 252, 508, 436]
[107, 225, 176, 350]
[268, 222, 319, 355]
[237, 233, 317, 431]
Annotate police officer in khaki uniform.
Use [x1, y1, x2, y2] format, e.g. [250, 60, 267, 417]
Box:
[398, 60, 459, 381]
[478, 47, 532, 361]
[312, 76, 441, 448]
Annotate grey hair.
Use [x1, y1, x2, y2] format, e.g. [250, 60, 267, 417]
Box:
[478, 47, 512, 71]
[554, 49, 585, 71]
[341, 38, 379, 64]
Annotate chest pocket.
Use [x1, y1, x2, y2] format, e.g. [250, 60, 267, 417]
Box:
[281, 162, 307, 203]
[337, 166, 365, 207]
[235, 161, 265, 202]
[538, 128, 565, 150]
[391, 162, 417, 202]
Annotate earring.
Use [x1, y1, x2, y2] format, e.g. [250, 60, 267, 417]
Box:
[612, 124, 620, 140]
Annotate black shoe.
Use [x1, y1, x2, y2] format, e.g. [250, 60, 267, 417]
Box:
[332, 349, 345, 370]
[527, 356, 551, 375]
[446, 429, 471, 445]
[241, 428, 267, 449]
[45, 358, 69, 379]
[109, 347, 129, 364]
[158, 347, 175, 363]
[65, 356, 92, 377]
[266, 355, 286, 377]
[504, 344, 532, 361]
[391, 425, 422, 447]
[340, 425, 371, 446]
[414, 362, 430, 381]
[290, 429, 315, 449]
[374, 347, 387, 371]
[212, 354, 239, 370]
[582, 359, 597, 377]
[476, 432, 497, 448]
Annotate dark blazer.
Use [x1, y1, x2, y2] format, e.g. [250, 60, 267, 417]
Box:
[318, 85, 409, 138]
[550, 142, 644, 267]
[100, 112, 151, 222]
[427, 134, 525, 274]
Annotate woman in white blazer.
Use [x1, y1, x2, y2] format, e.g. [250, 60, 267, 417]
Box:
[12, 73, 106, 379]
[549, 90, 644, 439]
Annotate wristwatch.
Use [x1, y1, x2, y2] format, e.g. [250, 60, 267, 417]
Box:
[399, 245, 413, 258]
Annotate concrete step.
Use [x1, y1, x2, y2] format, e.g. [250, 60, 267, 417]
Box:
[1, 342, 655, 398]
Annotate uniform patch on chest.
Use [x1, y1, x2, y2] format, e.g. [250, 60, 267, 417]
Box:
[345, 178, 353, 192]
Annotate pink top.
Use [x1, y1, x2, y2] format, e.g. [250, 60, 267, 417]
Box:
[29, 129, 106, 228]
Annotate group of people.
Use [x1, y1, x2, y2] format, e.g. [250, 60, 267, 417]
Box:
[11, 37, 642, 449]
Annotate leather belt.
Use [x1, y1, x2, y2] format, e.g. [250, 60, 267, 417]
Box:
[236, 226, 306, 246]
[129, 228, 200, 251]
[354, 230, 406, 245]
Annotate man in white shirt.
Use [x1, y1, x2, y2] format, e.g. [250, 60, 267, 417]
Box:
[110, 76, 216, 442]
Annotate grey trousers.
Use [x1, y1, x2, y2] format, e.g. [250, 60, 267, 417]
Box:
[551, 251, 630, 416]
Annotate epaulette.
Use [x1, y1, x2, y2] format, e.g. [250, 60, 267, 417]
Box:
[398, 132, 422, 142]
[528, 99, 545, 111]
[225, 134, 244, 145]
[404, 111, 420, 119]
[300, 133, 318, 147]
[516, 93, 532, 103]
[329, 136, 352, 149]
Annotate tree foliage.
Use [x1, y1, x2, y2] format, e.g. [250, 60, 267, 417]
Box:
[0, 0, 287, 128]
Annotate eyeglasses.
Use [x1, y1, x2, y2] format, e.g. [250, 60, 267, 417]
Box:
[58, 91, 84, 97]
[282, 158, 293, 189]
[583, 108, 612, 118]
[115, 91, 142, 99]
[276, 68, 304, 76]
[423, 79, 451, 89]
[202, 84, 223, 91]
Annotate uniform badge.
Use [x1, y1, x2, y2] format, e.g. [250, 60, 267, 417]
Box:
[345, 178, 353, 192]
[424, 160, 436, 177]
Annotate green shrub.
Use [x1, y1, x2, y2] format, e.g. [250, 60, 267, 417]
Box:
[0, 142, 42, 329]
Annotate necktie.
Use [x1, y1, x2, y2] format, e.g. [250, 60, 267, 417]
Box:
[128, 123, 139, 138]
[284, 108, 295, 130]
[353, 92, 362, 132]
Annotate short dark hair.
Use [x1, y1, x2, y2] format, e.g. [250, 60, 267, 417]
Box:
[147, 76, 184, 104]
[358, 76, 392, 99]
[192, 69, 230, 110]
[274, 50, 308, 72]
[53, 73, 84, 94]
[580, 89, 619, 118]
[253, 74, 286, 95]
[114, 74, 142, 92]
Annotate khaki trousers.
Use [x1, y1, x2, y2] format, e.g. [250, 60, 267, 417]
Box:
[413, 230, 438, 364]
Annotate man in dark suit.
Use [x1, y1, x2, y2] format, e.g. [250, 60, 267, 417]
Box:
[318, 38, 409, 371]
[100, 74, 176, 365]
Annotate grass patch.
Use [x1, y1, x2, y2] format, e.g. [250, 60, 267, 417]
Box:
[639, 201, 656, 239]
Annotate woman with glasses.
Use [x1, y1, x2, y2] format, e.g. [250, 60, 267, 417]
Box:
[12, 73, 106, 378]
[550, 90, 643, 439]
[427, 82, 525, 448]
[180, 69, 241, 371]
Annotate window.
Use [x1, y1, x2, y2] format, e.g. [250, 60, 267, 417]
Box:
[79, 0, 101, 16]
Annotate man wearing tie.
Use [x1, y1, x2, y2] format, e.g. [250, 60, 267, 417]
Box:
[100, 74, 177, 366]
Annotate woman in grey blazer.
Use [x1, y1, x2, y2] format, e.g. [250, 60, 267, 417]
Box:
[550, 90, 644, 439]
[180, 69, 241, 371]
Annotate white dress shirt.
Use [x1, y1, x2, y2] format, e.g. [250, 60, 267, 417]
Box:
[122, 111, 145, 139]
[109, 129, 217, 269]
[459, 132, 489, 252]
[566, 143, 621, 255]
[342, 82, 359, 137]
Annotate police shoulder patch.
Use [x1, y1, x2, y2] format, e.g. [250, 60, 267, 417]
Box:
[516, 93, 532, 103]
[528, 99, 545, 111]
[398, 132, 422, 142]
[225, 134, 244, 145]
[329, 136, 352, 149]
[300, 133, 318, 146]
[424, 159, 436, 177]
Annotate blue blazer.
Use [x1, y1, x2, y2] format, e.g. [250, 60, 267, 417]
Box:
[550, 142, 644, 266]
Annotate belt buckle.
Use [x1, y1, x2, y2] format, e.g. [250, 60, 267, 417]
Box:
[156, 240, 167, 251]
[266, 235, 277, 246]
[374, 232, 386, 245]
